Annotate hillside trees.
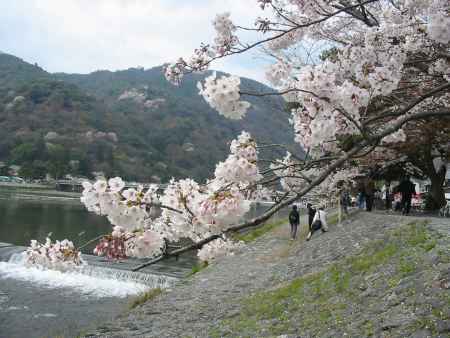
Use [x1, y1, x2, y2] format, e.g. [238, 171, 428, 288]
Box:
[0, 53, 294, 182]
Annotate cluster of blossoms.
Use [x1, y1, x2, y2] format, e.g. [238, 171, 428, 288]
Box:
[429, 59, 450, 82]
[282, 42, 408, 152]
[93, 226, 129, 259]
[197, 72, 251, 119]
[427, 12, 450, 44]
[154, 131, 262, 246]
[126, 228, 165, 259]
[81, 178, 159, 231]
[82, 179, 165, 259]
[270, 151, 361, 203]
[93, 226, 165, 260]
[23, 131, 263, 267]
[164, 12, 238, 85]
[318, 168, 361, 196]
[213, 12, 238, 55]
[270, 152, 304, 192]
[25, 238, 84, 271]
[214, 131, 261, 185]
[381, 129, 407, 144]
[196, 187, 251, 234]
[164, 60, 187, 86]
[265, 60, 292, 87]
[257, 0, 273, 10]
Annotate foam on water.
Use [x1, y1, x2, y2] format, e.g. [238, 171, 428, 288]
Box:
[0, 253, 151, 298]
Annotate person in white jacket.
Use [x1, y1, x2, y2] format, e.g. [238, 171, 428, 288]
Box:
[306, 206, 328, 241]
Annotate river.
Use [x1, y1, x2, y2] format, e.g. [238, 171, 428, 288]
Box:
[0, 190, 109, 250]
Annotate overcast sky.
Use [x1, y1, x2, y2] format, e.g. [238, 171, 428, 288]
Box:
[0, 0, 271, 82]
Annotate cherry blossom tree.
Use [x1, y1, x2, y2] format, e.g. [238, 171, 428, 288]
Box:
[27, 0, 450, 271]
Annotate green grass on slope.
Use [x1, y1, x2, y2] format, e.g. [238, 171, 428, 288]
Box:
[211, 221, 448, 337]
[234, 217, 288, 243]
[188, 261, 209, 276]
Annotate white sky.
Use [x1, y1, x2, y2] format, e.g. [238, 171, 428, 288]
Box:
[0, 0, 271, 82]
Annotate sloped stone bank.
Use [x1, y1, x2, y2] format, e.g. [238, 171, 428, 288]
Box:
[84, 212, 450, 338]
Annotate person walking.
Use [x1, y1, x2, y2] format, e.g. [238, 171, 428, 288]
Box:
[288, 205, 300, 240]
[307, 203, 316, 230]
[398, 175, 416, 215]
[306, 206, 328, 241]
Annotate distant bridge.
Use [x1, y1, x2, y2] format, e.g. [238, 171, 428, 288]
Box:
[55, 180, 167, 193]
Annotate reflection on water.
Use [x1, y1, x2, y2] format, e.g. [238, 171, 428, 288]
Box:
[0, 191, 110, 250]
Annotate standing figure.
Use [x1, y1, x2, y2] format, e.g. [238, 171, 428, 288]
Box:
[357, 181, 366, 209]
[365, 178, 375, 212]
[288, 205, 300, 240]
[340, 188, 350, 216]
[306, 206, 328, 241]
[385, 181, 392, 210]
[307, 203, 316, 231]
[398, 176, 416, 215]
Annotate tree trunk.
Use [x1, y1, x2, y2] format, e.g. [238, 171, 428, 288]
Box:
[429, 172, 446, 210]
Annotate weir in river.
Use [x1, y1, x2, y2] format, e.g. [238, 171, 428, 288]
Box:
[0, 241, 186, 291]
[0, 241, 189, 338]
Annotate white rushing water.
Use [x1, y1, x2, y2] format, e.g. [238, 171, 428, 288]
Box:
[0, 253, 176, 298]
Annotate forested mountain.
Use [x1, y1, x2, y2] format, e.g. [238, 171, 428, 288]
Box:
[0, 53, 298, 182]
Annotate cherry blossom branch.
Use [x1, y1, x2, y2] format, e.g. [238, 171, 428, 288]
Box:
[175, 0, 381, 75]
[132, 234, 222, 271]
[77, 234, 107, 251]
[363, 82, 450, 126]
[239, 88, 328, 101]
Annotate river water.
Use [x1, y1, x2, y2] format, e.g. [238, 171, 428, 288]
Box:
[0, 188, 193, 338]
[0, 190, 109, 249]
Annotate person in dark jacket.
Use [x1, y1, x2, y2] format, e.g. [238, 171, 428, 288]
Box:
[288, 205, 300, 240]
[340, 189, 350, 215]
[365, 178, 375, 212]
[385, 181, 392, 210]
[357, 181, 366, 209]
[398, 175, 416, 215]
[307, 203, 316, 230]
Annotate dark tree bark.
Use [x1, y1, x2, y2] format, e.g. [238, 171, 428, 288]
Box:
[428, 166, 447, 209]
[408, 145, 447, 210]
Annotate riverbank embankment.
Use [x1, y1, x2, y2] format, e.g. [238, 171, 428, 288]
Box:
[84, 212, 450, 338]
[0, 182, 81, 201]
